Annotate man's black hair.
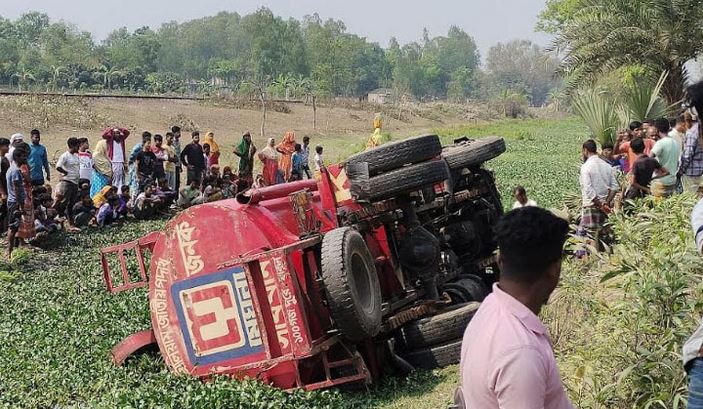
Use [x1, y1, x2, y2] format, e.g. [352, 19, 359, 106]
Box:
[142, 131, 152, 142]
[171, 126, 181, 133]
[629, 121, 643, 131]
[13, 142, 30, 161]
[0, 138, 10, 147]
[30, 129, 40, 137]
[121, 185, 130, 192]
[166, 131, 174, 138]
[67, 137, 80, 148]
[602, 142, 614, 150]
[192, 131, 200, 138]
[631, 137, 645, 154]
[303, 136, 310, 142]
[687, 80, 703, 115]
[513, 185, 526, 195]
[582, 139, 597, 153]
[315, 145, 323, 154]
[654, 117, 670, 134]
[153, 134, 163, 141]
[77, 137, 88, 144]
[494, 207, 569, 283]
[295, 143, 302, 151]
[203, 143, 210, 150]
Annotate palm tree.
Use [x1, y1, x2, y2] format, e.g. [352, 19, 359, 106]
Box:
[94, 65, 123, 90]
[552, 0, 703, 104]
[12, 66, 36, 92]
[49, 65, 65, 91]
[571, 88, 619, 145]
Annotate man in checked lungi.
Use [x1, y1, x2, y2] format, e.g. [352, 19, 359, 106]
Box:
[577, 139, 619, 255]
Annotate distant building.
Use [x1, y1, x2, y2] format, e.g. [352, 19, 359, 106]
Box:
[368, 88, 395, 105]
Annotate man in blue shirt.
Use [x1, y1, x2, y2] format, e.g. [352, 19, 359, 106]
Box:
[28, 129, 50, 186]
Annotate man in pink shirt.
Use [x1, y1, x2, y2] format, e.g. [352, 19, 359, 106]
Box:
[457, 206, 573, 409]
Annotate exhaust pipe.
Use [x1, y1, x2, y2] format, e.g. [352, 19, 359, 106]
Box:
[236, 179, 318, 205]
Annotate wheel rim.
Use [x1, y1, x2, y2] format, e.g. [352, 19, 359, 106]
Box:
[351, 252, 374, 313]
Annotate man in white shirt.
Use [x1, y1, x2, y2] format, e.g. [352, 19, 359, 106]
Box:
[54, 137, 82, 232]
[578, 139, 619, 253]
[669, 114, 688, 153]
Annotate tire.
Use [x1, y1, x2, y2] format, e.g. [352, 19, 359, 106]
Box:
[450, 275, 488, 302]
[321, 227, 382, 343]
[442, 136, 506, 170]
[396, 302, 480, 350]
[363, 160, 449, 202]
[346, 134, 441, 176]
[401, 338, 463, 370]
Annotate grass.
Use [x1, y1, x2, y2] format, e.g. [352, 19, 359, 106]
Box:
[0, 117, 590, 408]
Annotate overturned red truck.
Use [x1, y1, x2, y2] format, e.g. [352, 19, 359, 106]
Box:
[100, 134, 506, 390]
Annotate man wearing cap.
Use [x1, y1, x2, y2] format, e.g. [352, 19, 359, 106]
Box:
[102, 127, 130, 192]
[5, 133, 23, 164]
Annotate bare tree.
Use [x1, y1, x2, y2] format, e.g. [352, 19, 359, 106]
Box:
[245, 75, 272, 139]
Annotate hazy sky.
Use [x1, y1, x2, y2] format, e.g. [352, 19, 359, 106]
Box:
[1, 0, 551, 55]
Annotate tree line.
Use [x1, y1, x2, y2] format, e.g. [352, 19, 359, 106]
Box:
[0, 9, 560, 106]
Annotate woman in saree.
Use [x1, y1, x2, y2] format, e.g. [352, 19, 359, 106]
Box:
[203, 131, 220, 166]
[233, 132, 256, 188]
[258, 138, 279, 186]
[276, 131, 296, 181]
[90, 139, 113, 198]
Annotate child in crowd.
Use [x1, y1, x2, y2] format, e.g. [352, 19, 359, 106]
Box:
[290, 143, 303, 181]
[134, 184, 162, 219]
[202, 176, 223, 203]
[177, 179, 203, 209]
[512, 186, 538, 209]
[220, 175, 237, 199]
[314, 145, 324, 180]
[97, 195, 119, 227]
[72, 195, 96, 227]
[203, 143, 212, 171]
[34, 195, 58, 235]
[92, 185, 116, 209]
[135, 139, 156, 196]
[77, 137, 93, 186]
[118, 185, 131, 217]
[222, 166, 234, 180]
[154, 178, 176, 208]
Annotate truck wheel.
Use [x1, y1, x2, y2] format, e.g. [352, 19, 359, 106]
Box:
[445, 275, 487, 303]
[321, 227, 382, 343]
[442, 137, 506, 171]
[364, 160, 449, 202]
[396, 302, 479, 350]
[401, 338, 463, 370]
[346, 134, 441, 176]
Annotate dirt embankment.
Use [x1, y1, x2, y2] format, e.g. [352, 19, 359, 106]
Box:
[0, 95, 498, 166]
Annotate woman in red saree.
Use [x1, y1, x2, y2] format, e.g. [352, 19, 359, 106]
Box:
[277, 131, 296, 181]
[258, 138, 279, 186]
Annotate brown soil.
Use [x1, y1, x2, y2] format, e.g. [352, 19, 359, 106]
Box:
[0, 95, 495, 173]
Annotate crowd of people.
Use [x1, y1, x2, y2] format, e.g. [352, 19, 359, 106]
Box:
[0, 125, 325, 257]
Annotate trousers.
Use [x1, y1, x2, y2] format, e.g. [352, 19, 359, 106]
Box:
[689, 358, 703, 408]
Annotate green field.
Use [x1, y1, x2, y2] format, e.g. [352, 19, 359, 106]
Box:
[0, 118, 598, 408]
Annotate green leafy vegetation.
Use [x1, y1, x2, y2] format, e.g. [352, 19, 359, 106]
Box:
[544, 0, 703, 104]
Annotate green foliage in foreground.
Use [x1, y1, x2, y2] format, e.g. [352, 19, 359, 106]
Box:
[546, 194, 703, 408]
